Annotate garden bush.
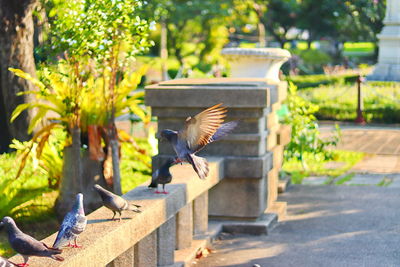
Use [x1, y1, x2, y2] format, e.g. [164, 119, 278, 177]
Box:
[282, 83, 340, 170]
[287, 73, 359, 89]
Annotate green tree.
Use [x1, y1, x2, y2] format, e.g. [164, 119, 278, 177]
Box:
[335, 0, 386, 43]
[144, 0, 232, 75]
[297, 0, 341, 49]
[262, 0, 298, 48]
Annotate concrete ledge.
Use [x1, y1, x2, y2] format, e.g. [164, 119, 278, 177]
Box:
[9, 160, 223, 267]
[145, 78, 280, 108]
[267, 201, 287, 221]
[152, 107, 268, 119]
[211, 212, 278, 236]
[278, 177, 291, 194]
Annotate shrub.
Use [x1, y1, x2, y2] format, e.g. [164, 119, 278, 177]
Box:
[288, 73, 358, 89]
[300, 81, 400, 123]
[282, 83, 340, 170]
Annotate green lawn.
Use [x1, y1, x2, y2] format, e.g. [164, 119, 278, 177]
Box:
[282, 150, 365, 185]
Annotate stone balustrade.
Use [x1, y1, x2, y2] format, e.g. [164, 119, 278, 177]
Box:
[7, 77, 291, 267]
[9, 160, 224, 267]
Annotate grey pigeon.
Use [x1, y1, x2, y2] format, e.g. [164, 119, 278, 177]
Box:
[0, 256, 18, 267]
[0, 217, 63, 267]
[161, 103, 238, 179]
[148, 158, 175, 194]
[53, 193, 87, 249]
[94, 184, 141, 221]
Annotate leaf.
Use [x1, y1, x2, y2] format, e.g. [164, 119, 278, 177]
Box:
[10, 103, 32, 123]
[8, 68, 45, 91]
[27, 108, 48, 134]
[36, 132, 51, 159]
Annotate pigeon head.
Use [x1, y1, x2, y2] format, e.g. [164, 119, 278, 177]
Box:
[1, 216, 15, 226]
[1, 217, 18, 233]
[160, 129, 177, 142]
[72, 193, 84, 215]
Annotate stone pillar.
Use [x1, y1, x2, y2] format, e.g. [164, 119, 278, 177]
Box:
[368, 0, 400, 81]
[157, 216, 176, 266]
[193, 192, 208, 236]
[107, 247, 135, 267]
[146, 78, 288, 220]
[133, 231, 157, 267]
[176, 203, 193, 250]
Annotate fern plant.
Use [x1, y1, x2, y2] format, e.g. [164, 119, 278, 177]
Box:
[9, 62, 151, 187]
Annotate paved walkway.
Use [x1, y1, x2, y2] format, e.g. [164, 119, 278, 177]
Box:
[196, 185, 400, 267]
[195, 125, 400, 267]
[320, 125, 400, 174]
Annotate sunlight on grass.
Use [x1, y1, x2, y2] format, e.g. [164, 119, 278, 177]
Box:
[283, 150, 364, 184]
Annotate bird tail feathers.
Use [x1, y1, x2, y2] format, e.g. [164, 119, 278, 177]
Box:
[51, 255, 64, 261]
[186, 154, 209, 179]
[148, 179, 157, 188]
[43, 242, 63, 254]
[128, 204, 141, 213]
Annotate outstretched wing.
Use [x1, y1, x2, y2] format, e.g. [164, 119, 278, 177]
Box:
[178, 103, 227, 152]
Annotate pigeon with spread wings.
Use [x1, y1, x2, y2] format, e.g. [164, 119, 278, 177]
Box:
[161, 103, 238, 179]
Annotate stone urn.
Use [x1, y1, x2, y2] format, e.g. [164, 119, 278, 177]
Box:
[221, 48, 291, 82]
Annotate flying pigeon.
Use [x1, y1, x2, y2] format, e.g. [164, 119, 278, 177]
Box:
[161, 103, 238, 179]
[53, 193, 87, 249]
[0, 256, 18, 266]
[148, 158, 175, 194]
[0, 217, 64, 267]
[94, 184, 141, 221]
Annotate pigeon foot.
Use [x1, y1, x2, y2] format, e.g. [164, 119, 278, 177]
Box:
[173, 158, 183, 165]
[67, 244, 82, 248]
[162, 191, 169, 194]
[68, 243, 82, 248]
[16, 264, 29, 267]
[155, 190, 162, 194]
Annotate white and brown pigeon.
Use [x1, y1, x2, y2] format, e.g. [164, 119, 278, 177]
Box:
[0, 217, 64, 267]
[53, 193, 87, 249]
[94, 184, 141, 221]
[161, 103, 238, 179]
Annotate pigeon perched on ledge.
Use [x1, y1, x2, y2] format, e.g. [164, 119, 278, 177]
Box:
[148, 158, 175, 194]
[94, 184, 141, 221]
[0, 256, 18, 266]
[53, 193, 87, 249]
[0, 217, 64, 267]
[161, 103, 238, 180]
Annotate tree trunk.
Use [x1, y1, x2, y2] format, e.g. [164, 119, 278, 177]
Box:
[0, 0, 37, 152]
[258, 22, 266, 47]
[55, 127, 83, 218]
[111, 138, 122, 195]
[160, 20, 169, 81]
